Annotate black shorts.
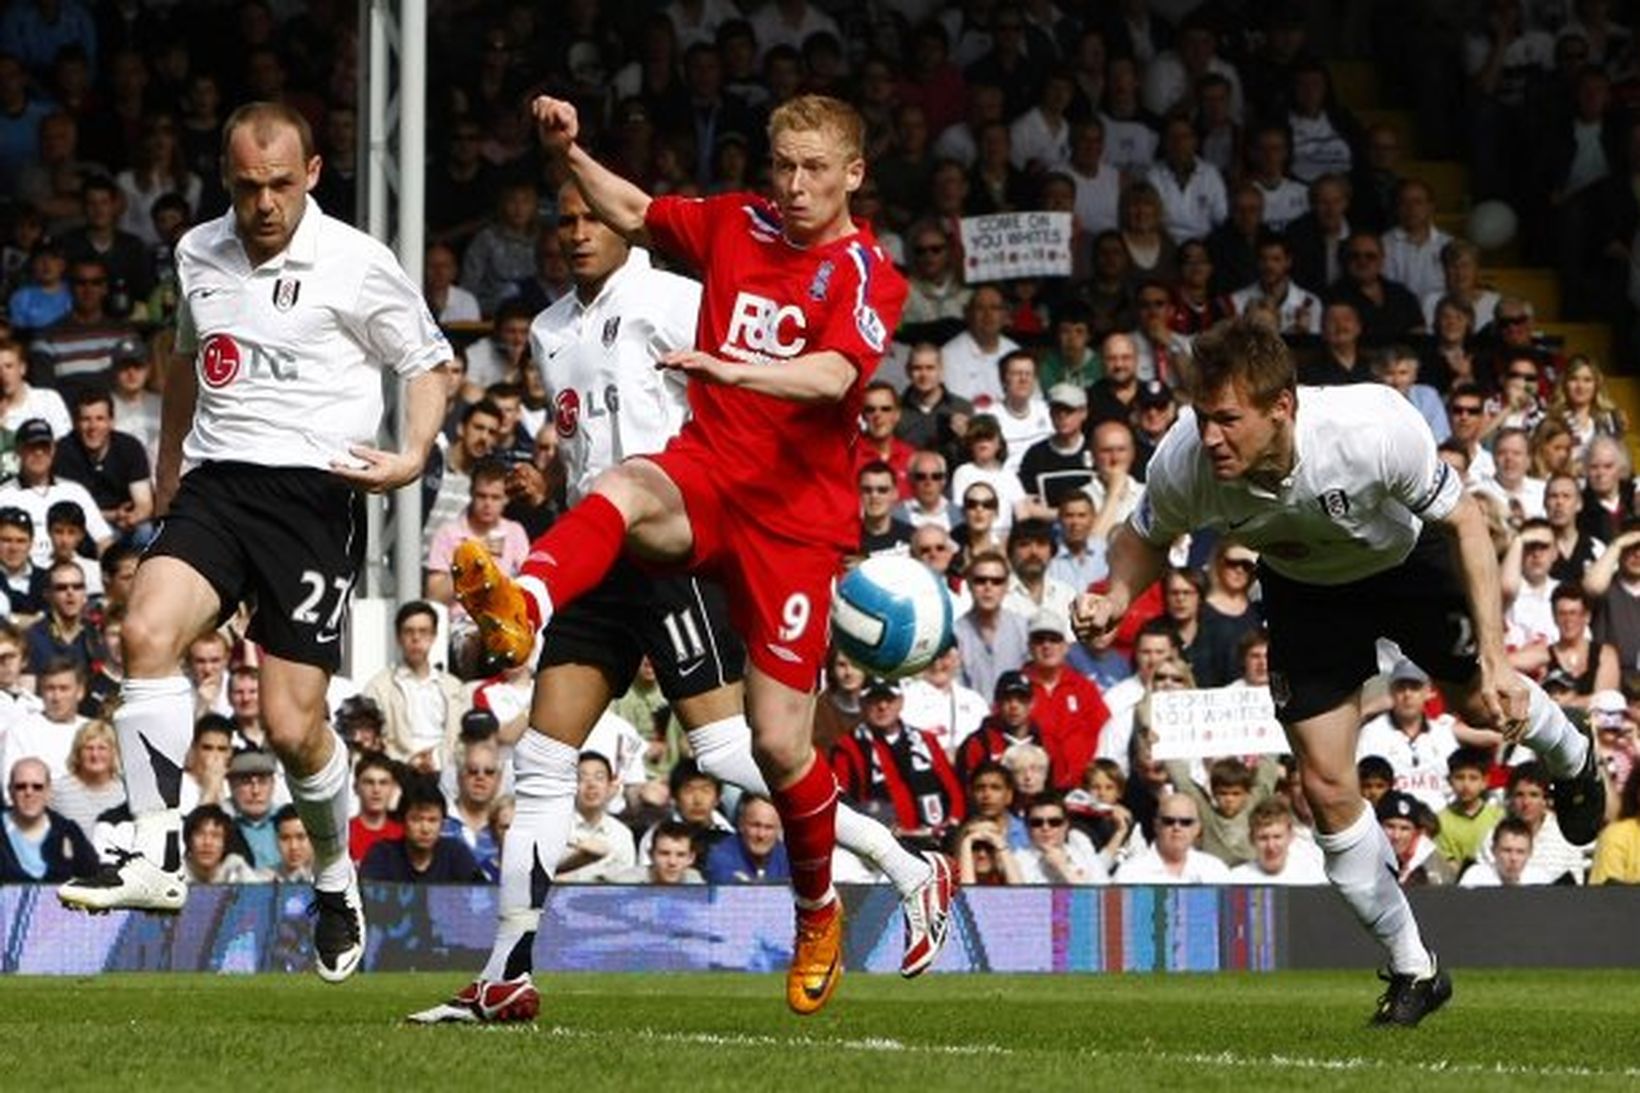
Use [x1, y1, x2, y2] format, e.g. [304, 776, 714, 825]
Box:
[1259, 530, 1479, 723]
[538, 558, 745, 701]
[146, 462, 364, 672]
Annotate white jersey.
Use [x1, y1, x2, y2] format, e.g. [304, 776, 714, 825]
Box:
[529, 249, 700, 504]
[1133, 385, 1462, 585]
[174, 202, 449, 472]
[1356, 715, 1462, 812]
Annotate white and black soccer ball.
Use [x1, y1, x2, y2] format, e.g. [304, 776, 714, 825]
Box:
[831, 554, 955, 679]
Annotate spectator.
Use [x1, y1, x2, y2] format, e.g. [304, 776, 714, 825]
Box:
[1087, 332, 1142, 427]
[1143, 16, 1243, 121]
[50, 718, 122, 834]
[52, 387, 153, 544]
[1046, 492, 1106, 593]
[2, 656, 85, 783]
[1228, 798, 1328, 885]
[28, 255, 140, 404]
[899, 644, 989, 760]
[855, 383, 917, 496]
[614, 820, 704, 885]
[427, 118, 499, 253]
[424, 241, 480, 324]
[1550, 356, 1627, 465]
[705, 792, 790, 883]
[461, 179, 540, 316]
[1356, 660, 1470, 810]
[557, 752, 637, 883]
[1022, 607, 1109, 792]
[964, 759, 1029, 850]
[1287, 59, 1359, 183]
[58, 175, 153, 307]
[1113, 793, 1233, 883]
[182, 714, 233, 810]
[114, 115, 199, 247]
[1381, 179, 1453, 300]
[421, 400, 500, 538]
[832, 676, 965, 841]
[7, 239, 72, 333]
[1288, 173, 1354, 291]
[1084, 419, 1145, 538]
[1016, 792, 1107, 884]
[1378, 790, 1456, 886]
[1328, 231, 1425, 339]
[0, 756, 97, 882]
[0, 336, 70, 436]
[1533, 583, 1621, 705]
[1229, 232, 1321, 335]
[956, 670, 1046, 783]
[106, 336, 159, 463]
[1495, 762, 1589, 881]
[638, 759, 731, 864]
[1132, 280, 1192, 386]
[461, 301, 533, 398]
[1444, 384, 1497, 489]
[425, 458, 529, 611]
[878, 103, 938, 230]
[1206, 182, 1264, 297]
[226, 748, 280, 869]
[896, 452, 961, 533]
[941, 285, 1017, 408]
[1594, 688, 1639, 803]
[1002, 741, 1052, 809]
[182, 803, 266, 884]
[442, 738, 503, 879]
[347, 753, 403, 865]
[1196, 543, 1263, 687]
[953, 815, 1024, 886]
[1460, 816, 1555, 887]
[1376, 346, 1452, 444]
[1589, 768, 1640, 884]
[364, 601, 465, 768]
[810, 647, 865, 758]
[1358, 755, 1395, 806]
[360, 777, 487, 884]
[993, 352, 1050, 476]
[1168, 240, 1235, 336]
[1117, 179, 1179, 284]
[1003, 519, 1074, 621]
[1434, 747, 1506, 871]
[1162, 753, 1282, 868]
[896, 343, 973, 456]
[271, 803, 314, 883]
[24, 558, 103, 674]
[1065, 120, 1121, 239]
[858, 460, 913, 559]
[1505, 517, 1559, 650]
[0, 507, 42, 619]
[0, 52, 55, 186]
[504, 225, 572, 317]
[0, 417, 112, 564]
[1016, 384, 1092, 516]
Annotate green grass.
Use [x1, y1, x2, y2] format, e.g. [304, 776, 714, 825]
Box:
[1, 971, 1637, 1091]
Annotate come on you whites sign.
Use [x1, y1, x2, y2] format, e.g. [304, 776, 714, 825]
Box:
[959, 211, 1074, 282]
[1150, 687, 1286, 760]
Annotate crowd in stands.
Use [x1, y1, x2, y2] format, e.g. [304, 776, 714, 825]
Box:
[5, 0, 1640, 890]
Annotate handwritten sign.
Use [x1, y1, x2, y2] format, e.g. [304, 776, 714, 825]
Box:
[1149, 687, 1286, 760]
[959, 211, 1074, 282]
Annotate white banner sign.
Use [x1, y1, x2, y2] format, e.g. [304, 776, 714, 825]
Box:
[959, 211, 1074, 282]
[1149, 687, 1287, 760]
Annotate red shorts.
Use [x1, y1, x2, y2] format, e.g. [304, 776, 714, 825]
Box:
[642, 445, 840, 692]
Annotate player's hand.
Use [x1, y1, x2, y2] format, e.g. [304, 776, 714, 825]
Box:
[531, 95, 579, 153]
[657, 348, 736, 385]
[331, 445, 424, 492]
[506, 461, 548, 507]
[1480, 655, 1531, 742]
[1071, 591, 1123, 645]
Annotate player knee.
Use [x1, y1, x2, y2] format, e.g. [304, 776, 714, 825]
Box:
[119, 610, 196, 673]
[750, 730, 810, 785]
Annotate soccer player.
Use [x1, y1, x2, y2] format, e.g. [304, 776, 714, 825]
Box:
[1073, 316, 1603, 1026]
[454, 93, 907, 1016]
[55, 103, 451, 985]
[406, 182, 952, 1024]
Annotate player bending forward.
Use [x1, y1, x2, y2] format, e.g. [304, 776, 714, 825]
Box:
[1074, 317, 1603, 1026]
[452, 93, 908, 1016]
[407, 181, 952, 1024]
[57, 102, 451, 982]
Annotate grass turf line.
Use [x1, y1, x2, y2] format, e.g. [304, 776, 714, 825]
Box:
[1, 970, 1636, 1092]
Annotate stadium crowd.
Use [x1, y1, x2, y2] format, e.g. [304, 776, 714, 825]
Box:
[4, 0, 1640, 892]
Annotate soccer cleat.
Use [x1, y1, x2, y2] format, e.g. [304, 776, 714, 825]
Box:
[312, 878, 367, 983]
[405, 976, 540, 1024]
[1371, 954, 1453, 1027]
[452, 539, 539, 669]
[57, 849, 187, 914]
[899, 851, 957, 978]
[787, 901, 844, 1016]
[1551, 745, 1607, 846]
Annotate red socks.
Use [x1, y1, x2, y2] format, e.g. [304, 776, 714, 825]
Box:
[773, 753, 839, 911]
[520, 494, 626, 619]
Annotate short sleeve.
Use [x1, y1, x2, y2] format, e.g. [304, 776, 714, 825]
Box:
[354, 250, 451, 378]
[644, 194, 737, 271]
[814, 241, 907, 380]
[1127, 414, 1199, 547]
[1380, 392, 1461, 522]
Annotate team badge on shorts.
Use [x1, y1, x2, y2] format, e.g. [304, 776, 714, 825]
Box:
[1267, 669, 1292, 712]
[273, 277, 302, 311]
[1318, 488, 1350, 519]
[601, 316, 621, 347]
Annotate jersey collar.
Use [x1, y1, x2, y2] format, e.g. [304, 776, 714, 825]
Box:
[215, 198, 325, 272]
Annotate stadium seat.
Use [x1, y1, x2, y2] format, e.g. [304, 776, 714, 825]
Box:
[1485, 268, 1561, 322]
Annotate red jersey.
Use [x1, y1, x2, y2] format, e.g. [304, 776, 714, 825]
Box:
[1024, 664, 1112, 791]
[645, 193, 908, 551]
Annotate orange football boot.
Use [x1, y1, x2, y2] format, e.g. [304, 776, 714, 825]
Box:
[451, 539, 538, 667]
[786, 901, 844, 1016]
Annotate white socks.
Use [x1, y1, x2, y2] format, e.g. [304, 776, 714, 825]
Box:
[482, 730, 578, 982]
[286, 734, 353, 891]
[518, 574, 554, 630]
[1520, 675, 1590, 778]
[1315, 802, 1432, 977]
[687, 717, 933, 897]
[115, 675, 194, 872]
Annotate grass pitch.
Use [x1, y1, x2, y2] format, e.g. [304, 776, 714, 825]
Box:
[2, 970, 1637, 1091]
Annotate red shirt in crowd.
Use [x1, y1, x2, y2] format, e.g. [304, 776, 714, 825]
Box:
[1024, 663, 1111, 791]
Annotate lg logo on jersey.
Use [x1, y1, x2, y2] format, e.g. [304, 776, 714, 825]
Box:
[554, 384, 620, 437]
[721, 292, 806, 362]
[199, 333, 300, 387]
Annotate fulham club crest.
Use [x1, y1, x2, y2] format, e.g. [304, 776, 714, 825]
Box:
[1319, 488, 1350, 519]
[272, 277, 301, 311]
[601, 316, 621, 347]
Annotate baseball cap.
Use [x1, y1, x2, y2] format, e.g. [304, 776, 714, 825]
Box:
[111, 335, 148, 366]
[14, 418, 52, 447]
[994, 670, 1033, 700]
[1590, 689, 1627, 730]
[1388, 659, 1429, 686]
[1375, 790, 1419, 823]
[1047, 383, 1087, 409]
[228, 748, 278, 778]
[0, 506, 32, 533]
[861, 677, 902, 699]
[1137, 380, 1174, 409]
[1028, 608, 1068, 641]
[460, 707, 500, 741]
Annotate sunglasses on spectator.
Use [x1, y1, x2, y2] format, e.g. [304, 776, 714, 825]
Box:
[1028, 815, 1067, 828]
[52, 582, 85, 592]
[964, 497, 999, 510]
[1449, 404, 1483, 416]
[9, 781, 44, 792]
[968, 574, 1007, 586]
[1152, 673, 1187, 684]
[1157, 815, 1197, 828]
[911, 471, 946, 481]
[1223, 557, 1258, 572]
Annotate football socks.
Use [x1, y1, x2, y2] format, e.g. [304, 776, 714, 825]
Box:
[519, 493, 627, 620]
[772, 753, 840, 911]
[1316, 802, 1433, 978]
[1520, 674, 1591, 779]
[286, 734, 354, 892]
[114, 675, 194, 872]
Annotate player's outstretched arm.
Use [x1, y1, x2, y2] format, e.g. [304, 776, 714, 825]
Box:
[333, 363, 451, 492]
[155, 350, 198, 516]
[657, 348, 857, 403]
[1071, 524, 1168, 644]
[532, 95, 652, 242]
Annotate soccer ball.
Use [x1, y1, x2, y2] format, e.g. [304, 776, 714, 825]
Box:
[1467, 199, 1519, 251]
[831, 554, 955, 679]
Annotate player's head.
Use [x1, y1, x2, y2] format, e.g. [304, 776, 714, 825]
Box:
[220, 101, 320, 261]
[1186, 316, 1298, 482]
[766, 94, 865, 244]
[557, 179, 629, 297]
